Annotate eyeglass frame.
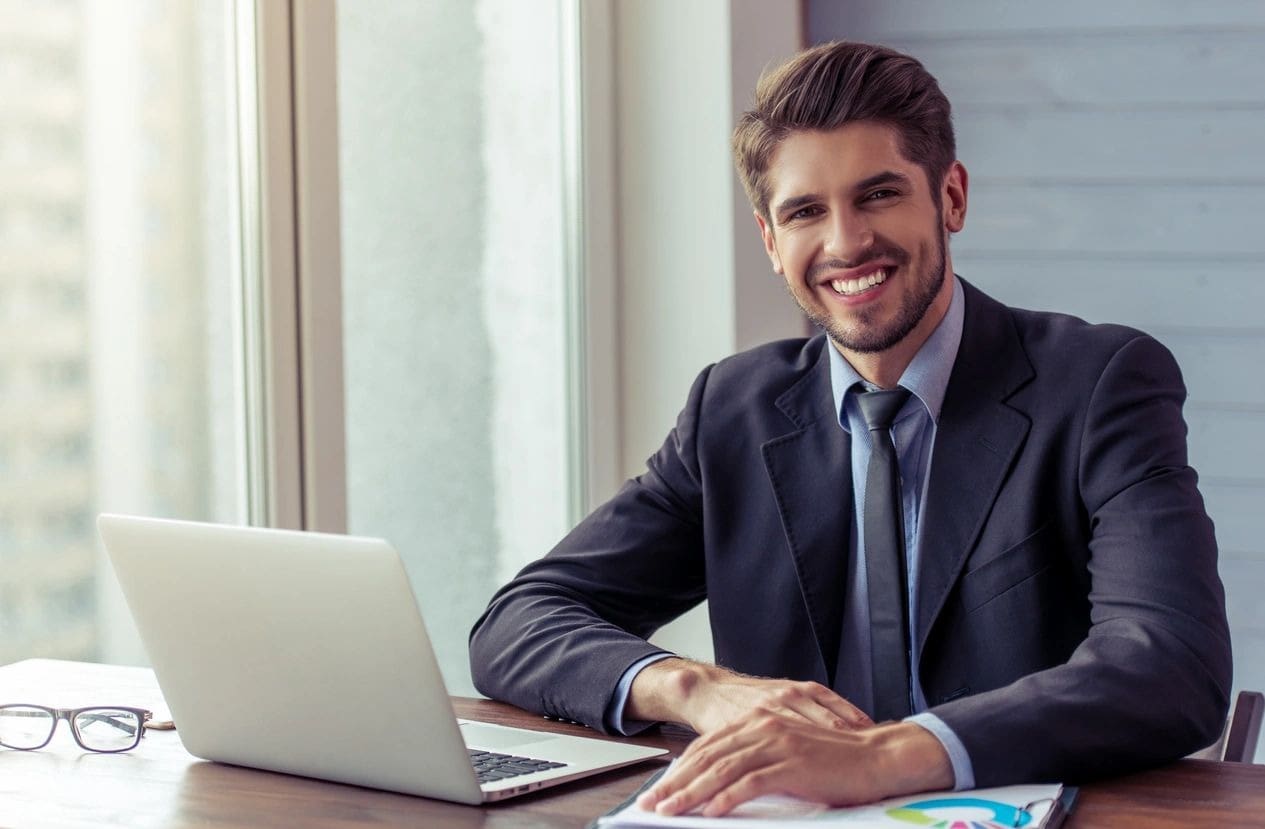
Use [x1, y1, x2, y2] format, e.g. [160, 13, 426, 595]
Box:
[0, 703, 153, 753]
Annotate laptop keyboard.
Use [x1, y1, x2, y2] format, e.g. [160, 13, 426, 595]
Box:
[468, 748, 567, 784]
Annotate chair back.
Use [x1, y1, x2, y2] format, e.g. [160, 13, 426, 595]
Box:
[1221, 690, 1264, 763]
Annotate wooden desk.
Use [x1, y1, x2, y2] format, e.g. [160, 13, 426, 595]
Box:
[2, 660, 1264, 828]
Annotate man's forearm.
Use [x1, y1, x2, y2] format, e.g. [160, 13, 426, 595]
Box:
[469, 580, 672, 730]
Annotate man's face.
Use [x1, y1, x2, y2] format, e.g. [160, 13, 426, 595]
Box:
[756, 122, 965, 356]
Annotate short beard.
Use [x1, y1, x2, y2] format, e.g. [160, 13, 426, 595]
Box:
[800, 228, 948, 354]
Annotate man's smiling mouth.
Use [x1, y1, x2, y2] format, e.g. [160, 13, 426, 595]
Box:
[829, 268, 889, 296]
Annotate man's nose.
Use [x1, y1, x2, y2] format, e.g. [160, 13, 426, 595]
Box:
[823, 212, 875, 264]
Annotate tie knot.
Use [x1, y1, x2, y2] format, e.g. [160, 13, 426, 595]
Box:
[855, 386, 911, 432]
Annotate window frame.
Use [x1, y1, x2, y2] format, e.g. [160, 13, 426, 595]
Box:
[253, 0, 600, 532]
[242, 0, 345, 532]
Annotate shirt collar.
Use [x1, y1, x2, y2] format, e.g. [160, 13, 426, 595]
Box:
[828, 275, 965, 430]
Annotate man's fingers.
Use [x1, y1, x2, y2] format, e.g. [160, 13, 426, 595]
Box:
[814, 688, 874, 729]
[776, 697, 839, 728]
[636, 749, 700, 809]
[797, 682, 873, 728]
[766, 682, 872, 730]
[638, 678, 874, 814]
[640, 711, 807, 815]
[700, 766, 784, 817]
[645, 740, 769, 816]
[638, 744, 725, 809]
[637, 726, 762, 811]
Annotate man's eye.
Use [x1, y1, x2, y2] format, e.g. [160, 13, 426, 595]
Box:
[788, 205, 821, 221]
[865, 189, 898, 201]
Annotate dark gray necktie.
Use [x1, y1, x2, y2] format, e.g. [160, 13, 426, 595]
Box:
[856, 386, 913, 722]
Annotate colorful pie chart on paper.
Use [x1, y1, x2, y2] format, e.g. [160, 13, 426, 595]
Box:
[885, 796, 1031, 829]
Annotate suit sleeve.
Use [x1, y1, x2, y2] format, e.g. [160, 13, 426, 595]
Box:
[931, 335, 1232, 785]
[468, 365, 714, 731]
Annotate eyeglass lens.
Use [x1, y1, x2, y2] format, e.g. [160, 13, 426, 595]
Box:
[73, 708, 144, 752]
[0, 706, 55, 750]
[0, 706, 144, 752]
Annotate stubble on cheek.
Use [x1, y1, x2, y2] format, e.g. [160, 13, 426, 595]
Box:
[794, 230, 946, 355]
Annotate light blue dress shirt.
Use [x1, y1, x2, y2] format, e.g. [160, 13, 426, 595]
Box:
[605, 277, 974, 790]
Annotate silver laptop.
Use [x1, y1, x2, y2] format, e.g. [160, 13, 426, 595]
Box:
[97, 514, 666, 803]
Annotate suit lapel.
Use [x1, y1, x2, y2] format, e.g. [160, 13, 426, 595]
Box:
[915, 283, 1034, 657]
[761, 340, 850, 684]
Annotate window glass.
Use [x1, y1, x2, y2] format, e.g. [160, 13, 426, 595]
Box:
[0, 0, 244, 665]
[337, 1, 574, 694]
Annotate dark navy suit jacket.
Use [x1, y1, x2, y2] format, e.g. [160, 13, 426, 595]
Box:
[469, 280, 1232, 786]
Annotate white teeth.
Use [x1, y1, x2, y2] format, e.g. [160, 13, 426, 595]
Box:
[830, 269, 888, 295]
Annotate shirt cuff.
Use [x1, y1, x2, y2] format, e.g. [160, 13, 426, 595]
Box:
[604, 652, 675, 735]
[905, 712, 975, 791]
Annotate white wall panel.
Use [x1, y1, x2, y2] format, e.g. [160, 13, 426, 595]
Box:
[958, 112, 1265, 180]
[884, 33, 1265, 108]
[958, 184, 1265, 256]
[809, 1, 1265, 38]
[963, 264, 1265, 330]
[1204, 486, 1265, 555]
[1161, 335, 1265, 408]
[1223, 556, 1265, 633]
[1187, 411, 1265, 483]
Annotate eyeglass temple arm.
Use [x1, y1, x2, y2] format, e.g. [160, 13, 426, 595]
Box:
[73, 710, 151, 737]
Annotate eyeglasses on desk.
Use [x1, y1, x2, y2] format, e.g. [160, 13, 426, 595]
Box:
[0, 704, 153, 753]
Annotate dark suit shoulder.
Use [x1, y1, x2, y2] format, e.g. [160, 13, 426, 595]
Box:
[697, 335, 825, 417]
[961, 277, 1171, 387]
[711, 335, 821, 376]
[1006, 303, 1180, 387]
[1008, 303, 1146, 354]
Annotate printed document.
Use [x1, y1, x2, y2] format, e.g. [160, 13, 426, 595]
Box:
[596, 777, 1067, 828]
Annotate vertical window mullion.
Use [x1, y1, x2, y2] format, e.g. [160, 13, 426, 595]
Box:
[291, 0, 347, 535]
[238, 0, 304, 530]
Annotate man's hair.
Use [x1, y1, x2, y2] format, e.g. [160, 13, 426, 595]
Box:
[733, 41, 955, 222]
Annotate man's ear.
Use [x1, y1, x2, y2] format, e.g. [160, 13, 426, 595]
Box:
[942, 161, 968, 234]
[755, 211, 784, 275]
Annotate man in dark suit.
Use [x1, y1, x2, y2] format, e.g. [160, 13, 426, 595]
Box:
[469, 41, 1231, 815]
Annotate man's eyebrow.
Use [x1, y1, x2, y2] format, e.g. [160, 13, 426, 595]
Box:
[854, 170, 912, 192]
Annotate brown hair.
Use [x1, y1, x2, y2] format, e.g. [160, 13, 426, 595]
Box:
[733, 41, 955, 221]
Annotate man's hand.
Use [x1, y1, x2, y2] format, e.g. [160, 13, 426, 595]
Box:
[637, 715, 954, 817]
[626, 658, 873, 735]
[624, 659, 952, 816]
